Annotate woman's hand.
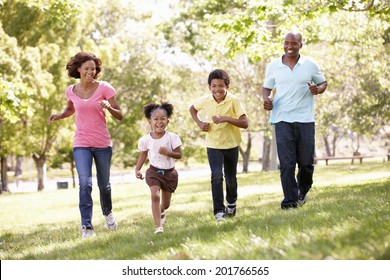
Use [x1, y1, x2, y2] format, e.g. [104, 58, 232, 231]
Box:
[47, 114, 61, 124]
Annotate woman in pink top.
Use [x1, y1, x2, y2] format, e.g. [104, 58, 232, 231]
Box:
[48, 52, 123, 238]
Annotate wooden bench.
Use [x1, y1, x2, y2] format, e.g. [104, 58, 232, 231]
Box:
[314, 156, 374, 165]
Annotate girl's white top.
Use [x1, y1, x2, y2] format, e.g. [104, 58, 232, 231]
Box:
[138, 130, 182, 169]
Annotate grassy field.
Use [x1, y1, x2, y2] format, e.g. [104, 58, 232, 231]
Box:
[1, 161, 389, 260]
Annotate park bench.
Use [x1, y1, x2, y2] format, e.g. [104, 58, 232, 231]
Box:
[314, 155, 374, 165]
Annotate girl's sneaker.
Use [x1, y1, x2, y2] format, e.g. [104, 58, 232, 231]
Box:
[161, 210, 166, 225]
[154, 227, 164, 234]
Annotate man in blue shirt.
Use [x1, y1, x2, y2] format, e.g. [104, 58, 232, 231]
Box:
[263, 31, 327, 210]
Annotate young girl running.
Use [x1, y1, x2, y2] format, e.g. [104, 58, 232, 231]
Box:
[135, 102, 182, 234]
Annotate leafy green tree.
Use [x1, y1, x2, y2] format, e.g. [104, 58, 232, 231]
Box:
[162, 1, 273, 171]
[1, 0, 82, 191]
[81, 0, 173, 167]
[0, 22, 34, 192]
[0, 77, 33, 193]
[167, 0, 389, 164]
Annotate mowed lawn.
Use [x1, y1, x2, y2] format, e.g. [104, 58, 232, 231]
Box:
[0, 161, 389, 260]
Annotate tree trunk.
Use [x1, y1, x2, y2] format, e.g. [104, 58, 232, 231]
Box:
[238, 131, 252, 173]
[1, 156, 10, 193]
[239, 146, 249, 173]
[352, 134, 361, 164]
[322, 133, 338, 157]
[262, 135, 271, 171]
[14, 155, 23, 188]
[331, 134, 337, 156]
[15, 155, 23, 175]
[323, 135, 331, 156]
[33, 154, 46, 191]
[262, 126, 278, 171]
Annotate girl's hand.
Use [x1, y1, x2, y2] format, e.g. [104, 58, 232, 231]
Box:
[158, 147, 169, 156]
[135, 170, 144, 180]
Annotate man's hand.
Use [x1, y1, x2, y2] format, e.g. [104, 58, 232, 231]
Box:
[307, 82, 319, 95]
[263, 99, 273, 111]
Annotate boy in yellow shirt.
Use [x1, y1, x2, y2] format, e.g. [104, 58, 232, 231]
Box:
[189, 69, 248, 221]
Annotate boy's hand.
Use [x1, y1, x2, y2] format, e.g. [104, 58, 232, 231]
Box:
[199, 121, 210, 132]
[212, 115, 224, 124]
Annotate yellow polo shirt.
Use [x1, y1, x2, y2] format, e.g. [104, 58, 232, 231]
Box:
[193, 92, 246, 149]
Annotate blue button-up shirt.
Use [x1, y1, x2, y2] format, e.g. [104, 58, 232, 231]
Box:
[263, 55, 326, 124]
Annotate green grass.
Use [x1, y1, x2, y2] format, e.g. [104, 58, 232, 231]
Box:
[1, 162, 389, 260]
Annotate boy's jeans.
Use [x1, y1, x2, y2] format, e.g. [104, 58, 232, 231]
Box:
[207, 147, 238, 215]
[73, 147, 113, 227]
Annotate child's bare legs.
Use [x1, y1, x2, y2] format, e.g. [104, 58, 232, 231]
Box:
[150, 185, 162, 228]
[160, 190, 172, 224]
[150, 186, 172, 232]
[161, 190, 172, 213]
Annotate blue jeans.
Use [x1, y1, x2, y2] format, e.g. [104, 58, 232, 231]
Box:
[275, 122, 315, 208]
[73, 147, 113, 228]
[207, 147, 238, 215]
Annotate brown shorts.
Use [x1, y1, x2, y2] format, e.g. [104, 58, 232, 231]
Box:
[145, 165, 178, 193]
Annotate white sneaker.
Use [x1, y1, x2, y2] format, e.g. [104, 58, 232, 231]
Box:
[81, 225, 95, 238]
[226, 203, 237, 217]
[154, 227, 164, 234]
[298, 192, 308, 206]
[161, 210, 166, 225]
[215, 212, 226, 222]
[105, 212, 118, 230]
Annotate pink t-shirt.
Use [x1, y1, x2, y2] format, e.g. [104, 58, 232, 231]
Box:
[66, 81, 116, 147]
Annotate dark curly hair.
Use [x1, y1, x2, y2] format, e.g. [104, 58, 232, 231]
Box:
[143, 102, 174, 119]
[66, 52, 102, 79]
[208, 69, 230, 86]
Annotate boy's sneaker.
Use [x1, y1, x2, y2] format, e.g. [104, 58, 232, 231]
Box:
[298, 193, 307, 205]
[226, 204, 237, 217]
[81, 225, 95, 239]
[281, 205, 297, 210]
[154, 227, 164, 234]
[105, 212, 118, 230]
[161, 210, 166, 225]
[215, 212, 226, 222]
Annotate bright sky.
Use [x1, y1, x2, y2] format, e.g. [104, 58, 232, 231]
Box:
[133, 0, 178, 22]
[128, 0, 209, 71]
